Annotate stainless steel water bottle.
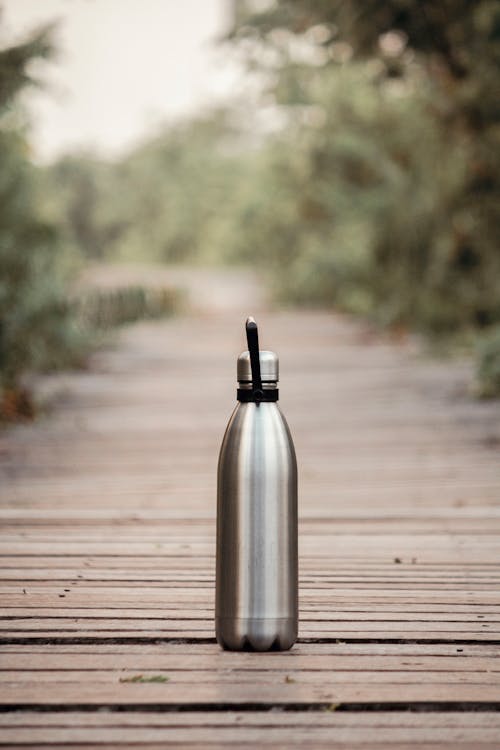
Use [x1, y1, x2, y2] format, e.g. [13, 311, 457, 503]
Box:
[216, 317, 298, 651]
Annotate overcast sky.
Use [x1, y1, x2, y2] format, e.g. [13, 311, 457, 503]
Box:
[2, 0, 242, 161]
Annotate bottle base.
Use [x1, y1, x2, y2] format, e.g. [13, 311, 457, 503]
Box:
[216, 617, 297, 652]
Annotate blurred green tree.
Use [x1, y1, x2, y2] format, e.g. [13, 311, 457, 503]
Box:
[0, 22, 83, 418]
[44, 154, 113, 260]
[44, 110, 252, 265]
[230, 0, 500, 335]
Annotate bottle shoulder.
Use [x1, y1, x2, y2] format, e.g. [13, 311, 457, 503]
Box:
[221, 401, 296, 454]
[226, 401, 288, 428]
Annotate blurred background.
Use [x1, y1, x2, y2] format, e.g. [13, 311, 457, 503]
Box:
[1, 0, 500, 419]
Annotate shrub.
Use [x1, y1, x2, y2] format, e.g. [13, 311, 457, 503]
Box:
[477, 328, 500, 398]
[0, 26, 89, 419]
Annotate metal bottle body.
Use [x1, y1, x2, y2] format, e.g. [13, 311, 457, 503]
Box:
[216, 400, 298, 651]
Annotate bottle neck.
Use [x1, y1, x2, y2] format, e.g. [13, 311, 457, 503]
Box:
[237, 381, 279, 403]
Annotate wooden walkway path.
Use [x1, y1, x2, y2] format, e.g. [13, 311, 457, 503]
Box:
[1, 269, 500, 748]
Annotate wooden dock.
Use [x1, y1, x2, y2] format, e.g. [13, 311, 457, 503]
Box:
[1, 270, 500, 748]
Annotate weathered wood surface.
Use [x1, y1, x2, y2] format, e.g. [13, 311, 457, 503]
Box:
[1, 269, 500, 747]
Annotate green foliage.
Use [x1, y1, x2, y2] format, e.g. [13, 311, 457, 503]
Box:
[477, 327, 500, 398]
[228, 0, 500, 338]
[43, 155, 114, 261]
[0, 16, 184, 422]
[0, 24, 52, 103]
[44, 111, 252, 265]
[0, 24, 89, 414]
[226, 63, 422, 314]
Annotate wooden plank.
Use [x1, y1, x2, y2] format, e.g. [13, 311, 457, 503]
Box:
[1, 668, 499, 687]
[4, 745, 497, 750]
[2, 642, 497, 655]
[2, 591, 500, 609]
[1, 723, 500, 747]
[1, 680, 500, 705]
[1, 653, 498, 671]
[1, 507, 500, 521]
[2, 710, 500, 728]
[1, 618, 499, 634]
[0, 603, 500, 623]
[1, 535, 498, 560]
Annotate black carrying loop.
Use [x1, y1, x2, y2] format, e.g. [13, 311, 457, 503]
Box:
[246, 317, 264, 404]
[237, 388, 278, 402]
[239, 317, 278, 404]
